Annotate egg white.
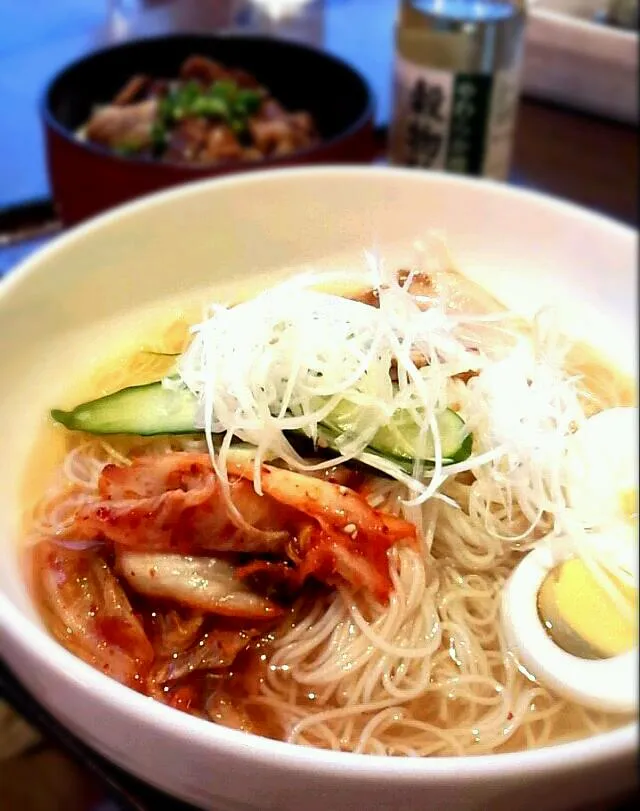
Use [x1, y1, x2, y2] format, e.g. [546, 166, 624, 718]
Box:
[564, 406, 638, 583]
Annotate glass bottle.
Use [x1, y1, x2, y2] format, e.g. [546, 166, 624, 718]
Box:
[389, 0, 528, 181]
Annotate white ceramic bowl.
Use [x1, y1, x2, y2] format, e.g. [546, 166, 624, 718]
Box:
[0, 167, 637, 811]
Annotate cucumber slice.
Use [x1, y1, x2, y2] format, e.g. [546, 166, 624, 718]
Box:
[364, 432, 473, 475]
[51, 382, 472, 464]
[321, 400, 470, 462]
[51, 382, 198, 436]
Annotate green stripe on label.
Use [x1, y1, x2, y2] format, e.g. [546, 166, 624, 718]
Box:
[445, 74, 493, 176]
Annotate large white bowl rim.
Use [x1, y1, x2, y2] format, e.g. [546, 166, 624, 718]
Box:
[0, 166, 636, 789]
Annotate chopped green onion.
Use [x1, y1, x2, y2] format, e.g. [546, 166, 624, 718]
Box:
[150, 78, 264, 157]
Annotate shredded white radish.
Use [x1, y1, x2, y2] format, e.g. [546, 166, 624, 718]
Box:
[176, 251, 490, 500]
[171, 241, 636, 598]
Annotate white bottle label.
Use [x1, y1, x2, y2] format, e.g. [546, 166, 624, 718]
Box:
[390, 54, 520, 180]
[389, 59, 455, 171]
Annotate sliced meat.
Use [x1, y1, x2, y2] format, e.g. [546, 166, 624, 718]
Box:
[346, 271, 433, 310]
[249, 103, 317, 156]
[348, 274, 431, 377]
[201, 124, 243, 162]
[348, 287, 380, 307]
[350, 268, 503, 316]
[248, 117, 293, 154]
[180, 55, 227, 85]
[227, 67, 261, 89]
[242, 146, 264, 161]
[285, 111, 315, 134]
[84, 99, 158, 150]
[117, 550, 284, 619]
[113, 74, 150, 106]
[164, 116, 210, 162]
[31, 540, 153, 687]
[350, 269, 500, 382]
[397, 269, 435, 309]
[260, 99, 288, 121]
[452, 369, 479, 384]
[82, 56, 317, 168]
[407, 268, 504, 316]
[147, 78, 170, 98]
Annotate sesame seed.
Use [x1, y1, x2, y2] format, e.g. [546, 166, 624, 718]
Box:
[343, 523, 357, 534]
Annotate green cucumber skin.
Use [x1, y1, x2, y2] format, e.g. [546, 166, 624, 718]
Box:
[321, 403, 469, 463]
[51, 382, 472, 464]
[356, 432, 473, 476]
[383, 429, 473, 470]
[51, 382, 198, 436]
[448, 431, 473, 463]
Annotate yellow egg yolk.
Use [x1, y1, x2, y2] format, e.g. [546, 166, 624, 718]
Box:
[538, 558, 638, 659]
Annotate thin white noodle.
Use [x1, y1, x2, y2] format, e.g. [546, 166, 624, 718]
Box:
[27, 248, 636, 758]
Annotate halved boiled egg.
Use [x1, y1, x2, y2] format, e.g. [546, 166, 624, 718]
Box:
[501, 406, 638, 713]
[502, 536, 637, 713]
[564, 406, 638, 535]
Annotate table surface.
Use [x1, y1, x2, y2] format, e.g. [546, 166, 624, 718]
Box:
[0, 2, 638, 810]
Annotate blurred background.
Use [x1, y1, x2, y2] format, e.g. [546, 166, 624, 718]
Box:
[0, 1, 637, 809]
[0, 0, 637, 225]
